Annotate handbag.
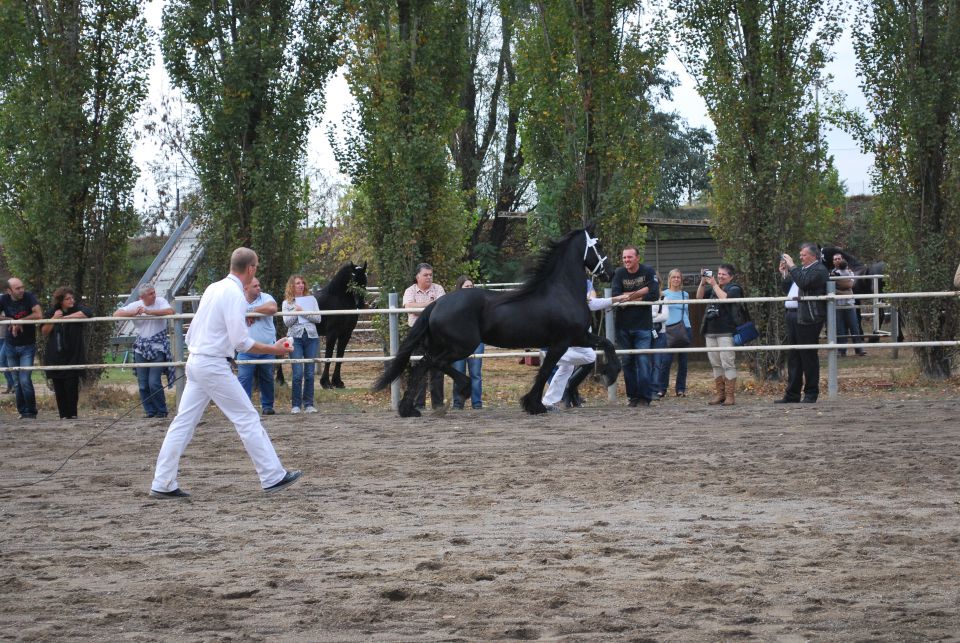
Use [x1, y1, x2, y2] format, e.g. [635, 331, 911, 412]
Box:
[733, 320, 759, 346]
[665, 295, 690, 348]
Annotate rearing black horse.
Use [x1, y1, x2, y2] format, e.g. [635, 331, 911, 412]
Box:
[314, 261, 368, 389]
[373, 226, 620, 416]
[820, 246, 896, 339]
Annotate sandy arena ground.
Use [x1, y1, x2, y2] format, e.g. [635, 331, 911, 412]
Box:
[1, 371, 959, 641]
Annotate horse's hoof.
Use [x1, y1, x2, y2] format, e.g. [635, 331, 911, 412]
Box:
[333, 380, 346, 389]
[320, 381, 333, 390]
[399, 406, 421, 418]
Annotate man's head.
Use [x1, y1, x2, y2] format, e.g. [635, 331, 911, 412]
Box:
[799, 243, 820, 267]
[244, 278, 261, 302]
[414, 263, 434, 290]
[139, 284, 157, 307]
[833, 252, 845, 267]
[7, 278, 25, 301]
[621, 246, 639, 272]
[230, 247, 259, 285]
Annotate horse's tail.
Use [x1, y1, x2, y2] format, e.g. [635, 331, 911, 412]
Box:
[371, 304, 433, 391]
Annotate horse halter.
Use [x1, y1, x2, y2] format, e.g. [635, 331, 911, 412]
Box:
[583, 231, 608, 277]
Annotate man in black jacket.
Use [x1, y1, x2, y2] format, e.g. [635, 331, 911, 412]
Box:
[776, 243, 829, 403]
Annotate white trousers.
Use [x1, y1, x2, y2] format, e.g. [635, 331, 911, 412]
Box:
[152, 354, 286, 492]
[705, 334, 737, 379]
[542, 346, 596, 406]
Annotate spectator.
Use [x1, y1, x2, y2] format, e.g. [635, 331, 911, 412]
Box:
[41, 287, 91, 419]
[776, 243, 829, 404]
[0, 280, 14, 394]
[696, 264, 743, 406]
[831, 254, 866, 356]
[657, 269, 692, 397]
[954, 260, 960, 289]
[611, 246, 659, 407]
[403, 263, 446, 409]
[238, 277, 279, 415]
[115, 284, 174, 419]
[0, 277, 43, 419]
[451, 275, 483, 410]
[282, 274, 322, 414]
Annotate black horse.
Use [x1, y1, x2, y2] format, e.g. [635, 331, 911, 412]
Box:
[313, 261, 368, 389]
[373, 226, 620, 416]
[820, 246, 894, 339]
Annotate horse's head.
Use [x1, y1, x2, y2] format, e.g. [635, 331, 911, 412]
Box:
[582, 227, 615, 282]
[349, 261, 368, 308]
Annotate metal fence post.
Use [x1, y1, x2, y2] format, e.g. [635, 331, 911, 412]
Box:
[826, 280, 837, 400]
[604, 287, 617, 402]
[388, 292, 400, 410]
[891, 307, 900, 359]
[173, 299, 186, 408]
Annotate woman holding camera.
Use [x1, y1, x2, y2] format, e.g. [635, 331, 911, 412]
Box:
[696, 264, 743, 406]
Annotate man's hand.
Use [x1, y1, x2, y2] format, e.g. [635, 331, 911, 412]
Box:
[273, 338, 293, 356]
[781, 253, 795, 270]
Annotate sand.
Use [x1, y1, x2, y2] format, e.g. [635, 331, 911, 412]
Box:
[1, 394, 958, 641]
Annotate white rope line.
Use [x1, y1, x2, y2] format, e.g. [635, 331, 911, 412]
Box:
[4, 289, 958, 327]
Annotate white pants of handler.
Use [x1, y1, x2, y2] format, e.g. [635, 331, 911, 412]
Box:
[542, 346, 596, 406]
[152, 354, 286, 492]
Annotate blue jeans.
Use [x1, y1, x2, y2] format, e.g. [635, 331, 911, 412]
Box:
[237, 352, 275, 411]
[657, 342, 688, 394]
[291, 335, 319, 408]
[836, 307, 865, 355]
[136, 351, 168, 416]
[452, 344, 484, 409]
[5, 343, 38, 416]
[0, 339, 15, 389]
[616, 327, 654, 402]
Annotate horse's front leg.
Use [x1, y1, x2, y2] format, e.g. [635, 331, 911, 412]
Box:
[591, 333, 621, 386]
[398, 356, 430, 418]
[330, 333, 348, 388]
[435, 356, 472, 402]
[521, 344, 568, 414]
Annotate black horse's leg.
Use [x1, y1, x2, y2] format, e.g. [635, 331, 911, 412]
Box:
[521, 345, 568, 414]
[436, 358, 471, 402]
[319, 334, 335, 388]
[593, 334, 622, 386]
[332, 332, 347, 388]
[398, 357, 430, 418]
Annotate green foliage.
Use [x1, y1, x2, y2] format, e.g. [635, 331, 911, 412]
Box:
[651, 113, 714, 211]
[514, 0, 665, 253]
[673, 0, 843, 378]
[850, 0, 960, 378]
[0, 0, 149, 371]
[161, 0, 342, 298]
[337, 0, 472, 299]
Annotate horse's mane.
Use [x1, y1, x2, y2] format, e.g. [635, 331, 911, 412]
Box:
[822, 246, 864, 271]
[324, 262, 356, 294]
[498, 229, 583, 303]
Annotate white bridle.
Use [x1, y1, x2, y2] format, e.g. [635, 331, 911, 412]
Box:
[583, 231, 608, 277]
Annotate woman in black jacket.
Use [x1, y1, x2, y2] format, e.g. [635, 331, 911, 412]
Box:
[41, 287, 91, 419]
[696, 264, 743, 406]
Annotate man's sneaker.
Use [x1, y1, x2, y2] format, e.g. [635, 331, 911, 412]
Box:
[291, 407, 301, 414]
[150, 488, 191, 499]
[304, 405, 317, 413]
[264, 470, 303, 494]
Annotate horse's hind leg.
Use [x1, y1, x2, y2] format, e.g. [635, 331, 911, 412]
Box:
[319, 335, 335, 388]
[398, 357, 430, 417]
[521, 345, 568, 414]
[436, 359, 471, 402]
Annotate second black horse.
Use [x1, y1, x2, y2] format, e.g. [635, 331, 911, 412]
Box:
[373, 226, 620, 416]
[314, 261, 368, 389]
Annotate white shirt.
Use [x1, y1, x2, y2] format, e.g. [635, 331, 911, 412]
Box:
[186, 274, 255, 356]
[785, 281, 800, 309]
[121, 296, 172, 338]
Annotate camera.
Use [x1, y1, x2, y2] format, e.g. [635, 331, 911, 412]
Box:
[702, 269, 713, 277]
[705, 304, 720, 320]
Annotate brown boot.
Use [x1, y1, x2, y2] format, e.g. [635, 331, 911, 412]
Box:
[723, 378, 736, 406]
[708, 376, 725, 405]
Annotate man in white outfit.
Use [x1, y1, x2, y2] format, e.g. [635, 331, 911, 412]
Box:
[150, 248, 301, 499]
[542, 284, 641, 409]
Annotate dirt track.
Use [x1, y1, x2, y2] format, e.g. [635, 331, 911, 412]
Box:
[1, 395, 959, 641]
